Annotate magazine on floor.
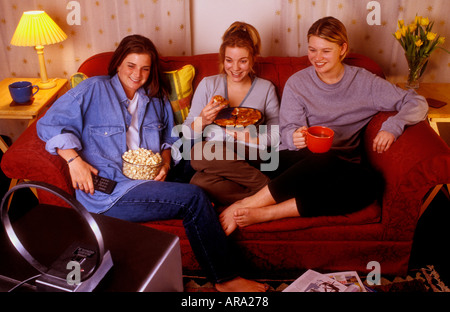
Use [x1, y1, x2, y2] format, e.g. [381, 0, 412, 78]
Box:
[283, 269, 366, 292]
[326, 271, 367, 292]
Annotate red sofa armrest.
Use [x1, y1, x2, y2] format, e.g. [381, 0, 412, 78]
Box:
[1, 120, 74, 207]
[363, 112, 450, 239]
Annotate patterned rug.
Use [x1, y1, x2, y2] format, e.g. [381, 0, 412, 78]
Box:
[369, 265, 450, 292]
[183, 265, 449, 292]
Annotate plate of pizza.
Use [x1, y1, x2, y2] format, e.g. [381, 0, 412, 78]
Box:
[214, 107, 263, 128]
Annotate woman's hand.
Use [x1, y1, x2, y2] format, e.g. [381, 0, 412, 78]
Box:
[154, 149, 172, 181]
[58, 148, 98, 194]
[373, 130, 395, 153]
[193, 98, 227, 130]
[292, 126, 308, 149]
[68, 157, 98, 194]
[154, 163, 170, 181]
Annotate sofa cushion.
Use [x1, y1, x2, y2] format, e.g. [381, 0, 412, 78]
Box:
[164, 64, 195, 124]
[69, 72, 88, 89]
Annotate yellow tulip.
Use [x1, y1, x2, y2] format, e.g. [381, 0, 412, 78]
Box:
[414, 16, 421, 25]
[401, 25, 407, 36]
[420, 17, 430, 26]
[426, 32, 437, 41]
[394, 16, 446, 59]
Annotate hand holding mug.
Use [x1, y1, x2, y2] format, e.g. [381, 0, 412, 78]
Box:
[293, 126, 308, 149]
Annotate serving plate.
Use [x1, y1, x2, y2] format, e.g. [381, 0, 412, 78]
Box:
[213, 107, 263, 127]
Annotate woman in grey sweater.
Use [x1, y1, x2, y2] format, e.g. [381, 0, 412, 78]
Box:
[183, 22, 279, 206]
[219, 16, 428, 236]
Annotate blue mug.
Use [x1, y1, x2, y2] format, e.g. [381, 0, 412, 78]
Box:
[9, 81, 39, 103]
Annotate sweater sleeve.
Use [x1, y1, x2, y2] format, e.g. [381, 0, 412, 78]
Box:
[279, 74, 308, 150]
[369, 75, 428, 139]
[257, 80, 280, 149]
[182, 77, 215, 140]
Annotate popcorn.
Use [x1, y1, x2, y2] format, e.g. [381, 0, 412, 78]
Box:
[122, 148, 162, 180]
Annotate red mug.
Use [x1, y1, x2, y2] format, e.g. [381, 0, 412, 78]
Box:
[305, 126, 334, 153]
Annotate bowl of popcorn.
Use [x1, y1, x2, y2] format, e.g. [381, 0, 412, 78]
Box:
[122, 148, 162, 180]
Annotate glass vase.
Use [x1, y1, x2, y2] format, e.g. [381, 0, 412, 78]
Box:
[405, 54, 428, 89]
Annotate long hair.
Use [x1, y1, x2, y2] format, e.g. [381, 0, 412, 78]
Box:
[307, 16, 349, 61]
[108, 34, 169, 99]
[219, 21, 261, 78]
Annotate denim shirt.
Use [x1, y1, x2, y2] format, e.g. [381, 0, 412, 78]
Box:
[37, 74, 178, 214]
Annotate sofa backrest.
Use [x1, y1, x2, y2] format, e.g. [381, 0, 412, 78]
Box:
[77, 52, 385, 99]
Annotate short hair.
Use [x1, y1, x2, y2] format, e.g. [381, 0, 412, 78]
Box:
[219, 21, 261, 77]
[108, 34, 169, 98]
[307, 16, 349, 60]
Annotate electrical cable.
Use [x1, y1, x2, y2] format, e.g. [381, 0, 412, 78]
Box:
[8, 274, 41, 292]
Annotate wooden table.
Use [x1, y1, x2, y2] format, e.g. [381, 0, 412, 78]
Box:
[0, 77, 68, 153]
[397, 83, 450, 135]
[1, 78, 68, 202]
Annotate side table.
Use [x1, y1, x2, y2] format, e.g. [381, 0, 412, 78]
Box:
[0, 77, 69, 153]
[0, 78, 69, 201]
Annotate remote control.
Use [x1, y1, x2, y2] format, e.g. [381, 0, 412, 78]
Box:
[92, 175, 117, 194]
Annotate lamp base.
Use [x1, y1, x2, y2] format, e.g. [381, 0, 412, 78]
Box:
[38, 79, 57, 89]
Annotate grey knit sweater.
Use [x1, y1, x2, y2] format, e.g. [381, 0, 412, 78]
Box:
[279, 64, 428, 158]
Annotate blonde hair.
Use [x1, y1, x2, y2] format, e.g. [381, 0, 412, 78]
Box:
[219, 21, 261, 77]
[307, 16, 349, 60]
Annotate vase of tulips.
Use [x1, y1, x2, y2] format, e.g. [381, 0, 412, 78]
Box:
[394, 16, 447, 89]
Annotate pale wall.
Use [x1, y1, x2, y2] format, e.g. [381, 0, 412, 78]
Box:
[191, 0, 276, 56]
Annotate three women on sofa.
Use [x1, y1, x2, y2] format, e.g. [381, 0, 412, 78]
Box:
[36, 34, 268, 292]
[183, 21, 280, 206]
[219, 16, 428, 236]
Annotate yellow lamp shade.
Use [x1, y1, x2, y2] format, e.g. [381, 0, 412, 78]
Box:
[10, 11, 67, 47]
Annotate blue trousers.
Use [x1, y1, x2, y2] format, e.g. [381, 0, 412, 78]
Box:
[102, 181, 237, 283]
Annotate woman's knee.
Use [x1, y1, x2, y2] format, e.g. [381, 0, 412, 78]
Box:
[184, 183, 211, 203]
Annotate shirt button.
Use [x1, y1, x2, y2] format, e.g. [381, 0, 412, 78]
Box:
[104, 132, 108, 135]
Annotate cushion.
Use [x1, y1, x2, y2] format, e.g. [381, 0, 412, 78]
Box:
[164, 64, 195, 124]
[69, 72, 88, 89]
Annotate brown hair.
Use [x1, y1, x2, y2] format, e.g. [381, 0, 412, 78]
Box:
[219, 21, 261, 77]
[108, 34, 169, 98]
[307, 16, 349, 60]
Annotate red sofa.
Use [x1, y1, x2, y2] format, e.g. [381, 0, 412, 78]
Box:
[2, 52, 450, 278]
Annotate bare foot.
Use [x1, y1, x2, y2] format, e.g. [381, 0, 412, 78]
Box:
[234, 199, 300, 228]
[219, 190, 278, 235]
[215, 276, 268, 292]
[219, 200, 245, 235]
[234, 207, 272, 228]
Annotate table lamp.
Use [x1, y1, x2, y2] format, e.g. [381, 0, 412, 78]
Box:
[10, 11, 67, 89]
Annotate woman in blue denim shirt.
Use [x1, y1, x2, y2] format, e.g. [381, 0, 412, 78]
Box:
[37, 35, 267, 292]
